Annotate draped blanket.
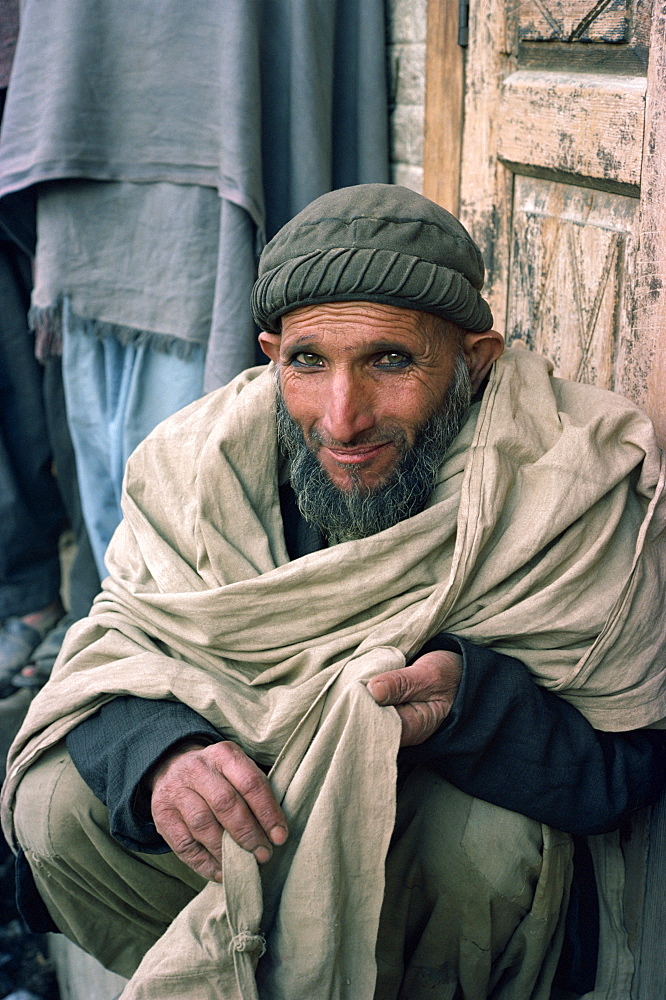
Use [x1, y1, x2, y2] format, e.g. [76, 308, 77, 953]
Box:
[3, 348, 665, 997]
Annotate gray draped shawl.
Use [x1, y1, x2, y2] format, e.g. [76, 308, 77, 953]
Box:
[0, 0, 389, 386]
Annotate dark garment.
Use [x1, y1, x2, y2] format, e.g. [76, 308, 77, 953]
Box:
[0, 2, 19, 89]
[411, 636, 666, 836]
[0, 93, 37, 259]
[0, 270, 100, 621]
[68, 696, 221, 853]
[0, 233, 65, 618]
[0, 227, 100, 621]
[0, 91, 37, 260]
[0, 88, 100, 620]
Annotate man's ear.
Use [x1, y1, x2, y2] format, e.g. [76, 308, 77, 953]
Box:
[258, 331, 281, 364]
[461, 330, 504, 392]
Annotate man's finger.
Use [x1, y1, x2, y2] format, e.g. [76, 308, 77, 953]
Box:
[204, 777, 275, 862]
[367, 651, 461, 706]
[210, 742, 288, 848]
[152, 798, 223, 882]
[178, 778, 265, 863]
[366, 667, 413, 705]
[149, 741, 288, 868]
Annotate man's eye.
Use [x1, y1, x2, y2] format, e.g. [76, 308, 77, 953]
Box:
[376, 352, 410, 367]
[292, 352, 324, 367]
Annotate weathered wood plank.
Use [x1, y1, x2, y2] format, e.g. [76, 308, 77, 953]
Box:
[518, 0, 630, 43]
[506, 176, 637, 389]
[623, 1, 666, 448]
[609, 11, 666, 993]
[422, 0, 464, 214]
[498, 71, 645, 188]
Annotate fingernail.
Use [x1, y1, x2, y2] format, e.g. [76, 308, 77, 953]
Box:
[254, 846, 271, 864]
[369, 680, 389, 704]
[270, 824, 288, 845]
[214, 871, 223, 883]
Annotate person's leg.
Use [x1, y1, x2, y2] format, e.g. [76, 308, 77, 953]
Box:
[13, 742, 205, 979]
[121, 338, 205, 467]
[374, 767, 573, 1000]
[0, 237, 65, 622]
[16, 749, 569, 998]
[11, 356, 103, 692]
[62, 299, 205, 579]
[0, 237, 65, 692]
[42, 354, 101, 620]
[61, 307, 126, 578]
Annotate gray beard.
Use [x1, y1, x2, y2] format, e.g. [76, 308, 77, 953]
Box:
[275, 353, 472, 544]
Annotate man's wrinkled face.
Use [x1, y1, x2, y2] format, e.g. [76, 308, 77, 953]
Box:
[268, 302, 470, 487]
[259, 302, 482, 541]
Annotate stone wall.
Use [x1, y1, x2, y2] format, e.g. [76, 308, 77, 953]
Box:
[387, 0, 427, 193]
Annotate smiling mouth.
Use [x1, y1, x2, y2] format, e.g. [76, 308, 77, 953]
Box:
[322, 442, 393, 465]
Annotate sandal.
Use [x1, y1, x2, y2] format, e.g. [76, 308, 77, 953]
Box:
[0, 618, 44, 697]
[12, 614, 74, 691]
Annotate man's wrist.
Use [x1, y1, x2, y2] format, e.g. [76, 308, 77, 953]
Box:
[135, 736, 224, 822]
[146, 737, 219, 792]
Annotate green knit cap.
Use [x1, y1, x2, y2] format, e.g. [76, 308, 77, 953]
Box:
[251, 184, 493, 333]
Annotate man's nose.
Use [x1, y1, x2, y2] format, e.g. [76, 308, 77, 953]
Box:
[320, 373, 375, 443]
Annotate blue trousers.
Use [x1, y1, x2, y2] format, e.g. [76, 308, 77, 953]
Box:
[61, 300, 206, 577]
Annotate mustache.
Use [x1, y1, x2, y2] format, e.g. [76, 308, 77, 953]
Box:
[304, 424, 409, 453]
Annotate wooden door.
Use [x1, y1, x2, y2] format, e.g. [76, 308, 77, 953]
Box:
[423, 3, 666, 997]
[424, 0, 666, 447]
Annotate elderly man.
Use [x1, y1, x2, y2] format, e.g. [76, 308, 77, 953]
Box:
[3, 185, 666, 1000]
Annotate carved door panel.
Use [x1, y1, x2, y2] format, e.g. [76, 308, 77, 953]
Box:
[424, 0, 666, 443]
[507, 177, 638, 388]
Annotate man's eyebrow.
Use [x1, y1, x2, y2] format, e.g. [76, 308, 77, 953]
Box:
[284, 337, 415, 355]
[282, 338, 321, 354]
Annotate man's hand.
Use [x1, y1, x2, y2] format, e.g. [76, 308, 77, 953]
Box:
[148, 740, 288, 882]
[366, 649, 462, 746]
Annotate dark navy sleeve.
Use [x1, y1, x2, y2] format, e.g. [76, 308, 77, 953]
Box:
[66, 695, 223, 852]
[405, 634, 666, 835]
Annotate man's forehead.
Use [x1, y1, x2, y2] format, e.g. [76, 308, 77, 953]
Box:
[278, 300, 460, 346]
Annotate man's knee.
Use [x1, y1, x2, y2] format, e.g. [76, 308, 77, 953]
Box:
[393, 767, 546, 915]
[13, 741, 203, 978]
[14, 741, 106, 860]
[377, 768, 571, 998]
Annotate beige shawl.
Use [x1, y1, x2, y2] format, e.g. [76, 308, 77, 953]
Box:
[3, 347, 665, 997]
